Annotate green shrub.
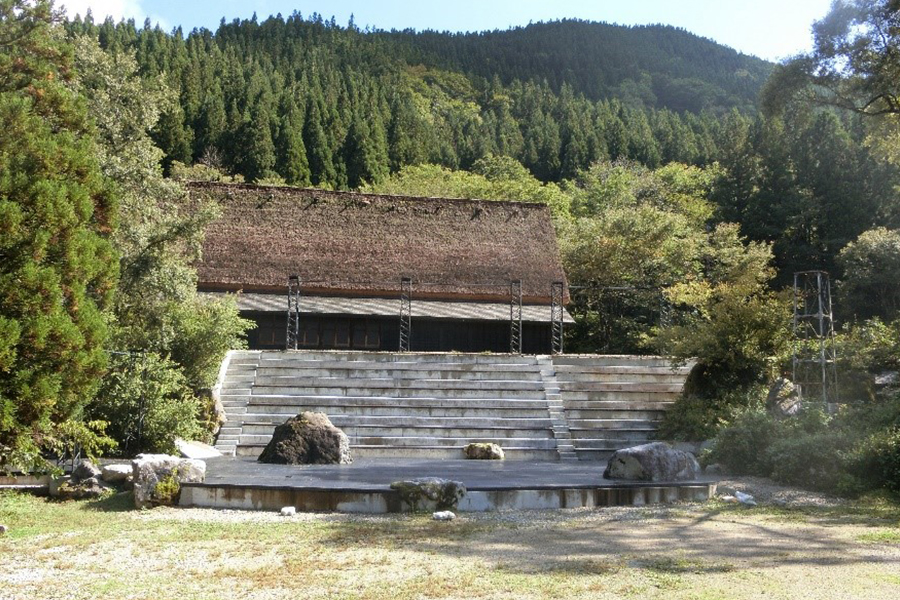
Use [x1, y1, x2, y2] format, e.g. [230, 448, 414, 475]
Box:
[706, 407, 783, 475]
[850, 428, 900, 494]
[768, 430, 852, 491]
[153, 469, 182, 505]
[658, 383, 768, 442]
[88, 352, 204, 456]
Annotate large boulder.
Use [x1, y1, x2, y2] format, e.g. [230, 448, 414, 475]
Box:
[50, 475, 111, 500]
[132, 454, 206, 508]
[71, 459, 102, 481]
[50, 459, 111, 500]
[390, 477, 467, 512]
[100, 464, 133, 483]
[767, 377, 801, 418]
[463, 442, 504, 460]
[603, 442, 701, 482]
[258, 412, 352, 465]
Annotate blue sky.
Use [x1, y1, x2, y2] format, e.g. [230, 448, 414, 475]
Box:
[60, 0, 834, 62]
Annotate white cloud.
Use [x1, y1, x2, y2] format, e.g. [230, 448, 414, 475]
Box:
[60, 0, 167, 28]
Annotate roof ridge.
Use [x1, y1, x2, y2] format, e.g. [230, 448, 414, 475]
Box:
[185, 180, 549, 211]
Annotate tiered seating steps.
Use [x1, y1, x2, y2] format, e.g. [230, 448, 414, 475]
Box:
[214, 351, 693, 461]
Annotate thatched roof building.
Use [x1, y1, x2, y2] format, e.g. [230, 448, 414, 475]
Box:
[190, 182, 570, 352]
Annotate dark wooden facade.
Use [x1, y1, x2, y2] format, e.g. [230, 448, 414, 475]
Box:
[246, 312, 553, 354]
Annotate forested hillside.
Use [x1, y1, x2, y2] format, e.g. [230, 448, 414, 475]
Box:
[64, 13, 769, 187]
[381, 20, 771, 113]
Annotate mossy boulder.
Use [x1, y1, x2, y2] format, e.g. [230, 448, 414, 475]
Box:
[463, 442, 504, 460]
[258, 412, 352, 465]
[603, 442, 700, 482]
[390, 477, 467, 512]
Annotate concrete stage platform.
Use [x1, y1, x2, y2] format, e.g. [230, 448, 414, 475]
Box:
[180, 457, 718, 513]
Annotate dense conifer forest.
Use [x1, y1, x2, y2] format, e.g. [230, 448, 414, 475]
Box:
[65, 14, 770, 184]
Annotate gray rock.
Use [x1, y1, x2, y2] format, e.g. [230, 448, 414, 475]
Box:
[51, 475, 110, 500]
[767, 377, 801, 418]
[101, 464, 132, 483]
[603, 442, 701, 482]
[175, 439, 222, 460]
[0, 524, 7, 535]
[132, 454, 206, 509]
[704, 463, 725, 476]
[257, 412, 352, 465]
[280, 506, 296, 516]
[48, 475, 71, 498]
[71, 459, 101, 482]
[390, 477, 467, 512]
[432, 511, 456, 521]
[463, 442, 504, 460]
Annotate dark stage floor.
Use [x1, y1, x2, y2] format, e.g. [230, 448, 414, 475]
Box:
[201, 456, 718, 493]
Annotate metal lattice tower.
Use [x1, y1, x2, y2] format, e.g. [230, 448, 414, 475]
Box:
[286, 275, 301, 350]
[792, 271, 838, 406]
[399, 277, 412, 352]
[551, 281, 565, 355]
[510, 279, 523, 354]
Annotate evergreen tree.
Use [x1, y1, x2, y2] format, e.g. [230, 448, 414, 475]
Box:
[0, 1, 118, 470]
[275, 93, 311, 185]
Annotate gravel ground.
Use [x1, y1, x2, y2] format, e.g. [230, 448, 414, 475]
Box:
[2, 476, 898, 600]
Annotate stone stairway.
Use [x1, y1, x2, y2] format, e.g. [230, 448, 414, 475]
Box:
[214, 351, 693, 461]
[551, 355, 694, 461]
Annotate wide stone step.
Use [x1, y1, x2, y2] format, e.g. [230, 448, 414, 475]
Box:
[573, 436, 657, 449]
[570, 430, 658, 442]
[558, 382, 684, 393]
[553, 364, 693, 376]
[242, 369, 544, 382]
[250, 387, 547, 399]
[253, 362, 543, 374]
[566, 409, 667, 420]
[563, 399, 676, 409]
[245, 394, 550, 408]
[554, 372, 690, 384]
[251, 377, 545, 390]
[559, 391, 681, 402]
[240, 415, 552, 430]
[235, 444, 559, 461]
[239, 426, 553, 442]
[259, 352, 540, 365]
[238, 405, 553, 418]
[568, 419, 659, 430]
[552, 355, 675, 368]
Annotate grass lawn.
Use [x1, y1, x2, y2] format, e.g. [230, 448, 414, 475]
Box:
[2, 490, 900, 599]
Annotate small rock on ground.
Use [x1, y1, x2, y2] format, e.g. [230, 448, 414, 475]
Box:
[280, 506, 296, 516]
[433, 511, 456, 521]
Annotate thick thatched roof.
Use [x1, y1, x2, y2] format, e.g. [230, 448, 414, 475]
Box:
[190, 182, 568, 303]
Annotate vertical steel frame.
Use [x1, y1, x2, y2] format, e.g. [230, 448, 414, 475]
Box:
[792, 271, 838, 407]
[510, 279, 523, 354]
[551, 281, 564, 355]
[286, 275, 301, 350]
[399, 277, 412, 352]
